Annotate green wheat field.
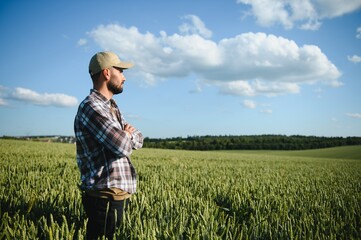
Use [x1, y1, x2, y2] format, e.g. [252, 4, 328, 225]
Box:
[0, 139, 360, 239]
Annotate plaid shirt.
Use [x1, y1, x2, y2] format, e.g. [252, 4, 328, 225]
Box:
[74, 89, 143, 193]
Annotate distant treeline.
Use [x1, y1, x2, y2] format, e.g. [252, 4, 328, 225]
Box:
[143, 135, 361, 151]
[1, 135, 76, 144]
[2, 135, 361, 150]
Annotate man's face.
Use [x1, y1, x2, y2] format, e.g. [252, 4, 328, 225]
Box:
[108, 67, 126, 95]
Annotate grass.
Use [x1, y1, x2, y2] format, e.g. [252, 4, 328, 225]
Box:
[0, 139, 360, 239]
[221, 145, 361, 160]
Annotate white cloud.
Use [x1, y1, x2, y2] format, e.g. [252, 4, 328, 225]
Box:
[88, 23, 220, 85]
[0, 85, 78, 108]
[347, 113, 361, 119]
[317, 0, 361, 18]
[219, 80, 300, 97]
[242, 99, 257, 109]
[237, 0, 361, 30]
[10, 87, 78, 107]
[0, 98, 7, 106]
[189, 81, 203, 94]
[261, 109, 273, 114]
[0, 86, 9, 106]
[179, 15, 212, 39]
[77, 38, 87, 46]
[219, 81, 255, 96]
[348, 55, 361, 63]
[242, 99, 274, 114]
[88, 16, 342, 96]
[357, 26, 361, 39]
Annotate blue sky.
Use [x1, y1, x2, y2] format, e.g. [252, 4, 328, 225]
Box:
[0, 0, 360, 138]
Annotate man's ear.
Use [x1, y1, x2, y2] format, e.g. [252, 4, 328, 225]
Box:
[102, 68, 111, 81]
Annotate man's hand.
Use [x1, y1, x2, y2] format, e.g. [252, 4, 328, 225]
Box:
[124, 124, 135, 138]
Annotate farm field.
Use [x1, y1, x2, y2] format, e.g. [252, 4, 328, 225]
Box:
[220, 145, 361, 160]
[0, 139, 360, 239]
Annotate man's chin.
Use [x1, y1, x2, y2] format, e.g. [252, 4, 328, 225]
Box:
[111, 88, 123, 95]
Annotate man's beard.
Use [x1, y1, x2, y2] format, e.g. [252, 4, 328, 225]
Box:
[108, 79, 123, 95]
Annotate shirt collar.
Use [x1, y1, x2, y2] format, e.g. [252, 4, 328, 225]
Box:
[90, 89, 112, 105]
[90, 89, 119, 110]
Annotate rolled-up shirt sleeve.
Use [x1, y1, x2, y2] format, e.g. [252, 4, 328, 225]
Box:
[130, 129, 143, 149]
[121, 115, 143, 150]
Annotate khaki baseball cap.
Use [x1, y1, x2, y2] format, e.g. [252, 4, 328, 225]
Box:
[89, 51, 134, 76]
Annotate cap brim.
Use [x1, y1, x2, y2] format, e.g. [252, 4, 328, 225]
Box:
[114, 61, 134, 69]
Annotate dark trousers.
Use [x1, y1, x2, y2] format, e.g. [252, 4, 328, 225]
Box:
[82, 193, 128, 240]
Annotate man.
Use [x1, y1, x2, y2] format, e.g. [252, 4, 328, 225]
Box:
[74, 51, 143, 239]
